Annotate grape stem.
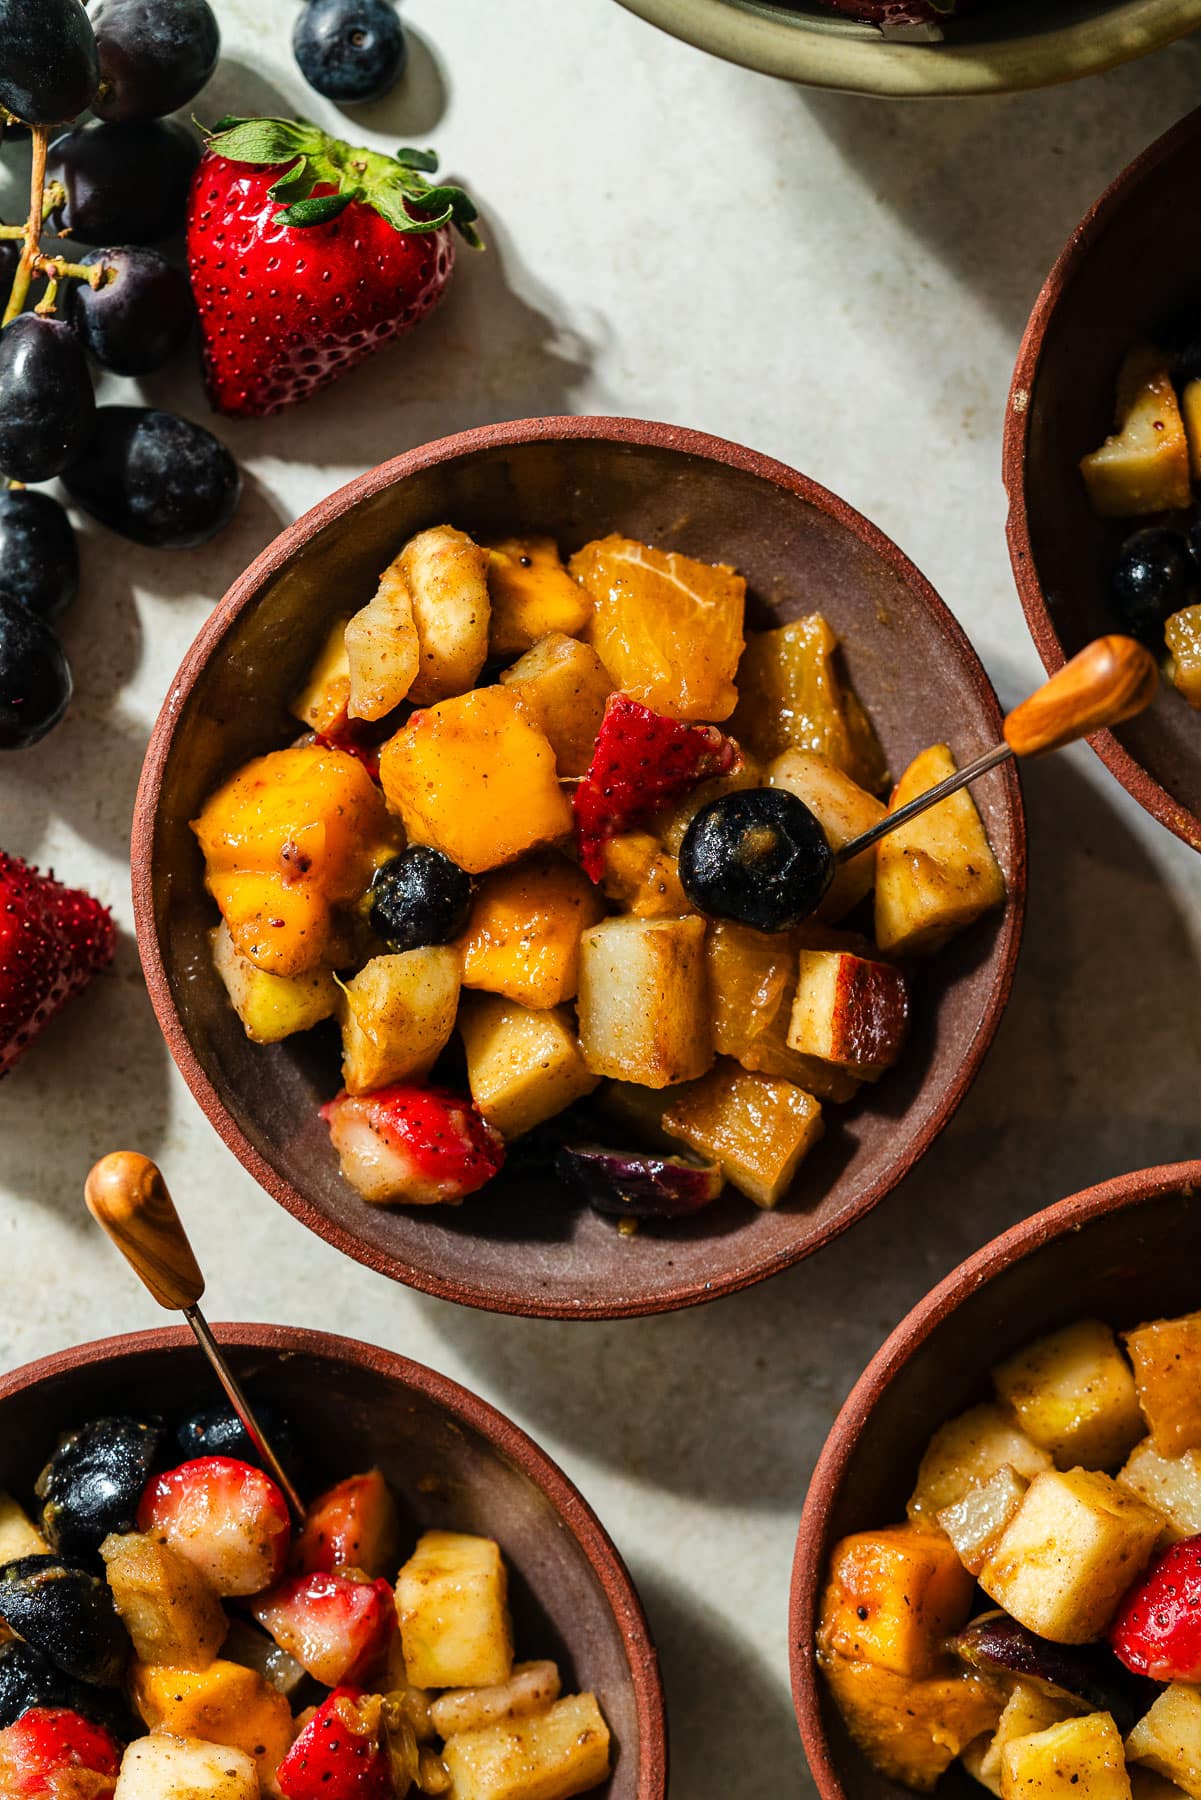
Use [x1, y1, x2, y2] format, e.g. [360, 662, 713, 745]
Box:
[1, 138, 105, 322]
[2, 125, 49, 326]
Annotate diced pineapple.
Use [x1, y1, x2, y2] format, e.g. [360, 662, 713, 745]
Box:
[768, 749, 887, 920]
[994, 1320, 1143, 1470]
[440, 1691, 610, 1800]
[875, 744, 1006, 957]
[431, 1660, 561, 1739]
[729, 614, 887, 789]
[1119, 1439, 1201, 1542]
[380, 687, 573, 874]
[292, 615, 352, 734]
[1081, 345, 1191, 518]
[572, 533, 745, 721]
[0, 1492, 48, 1561]
[499, 631, 613, 776]
[980, 1685, 1083, 1788]
[397, 1531, 513, 1690]
[101, 1532, 227, 1670]
[650, 756, 763, 854]
[908, 1403, 1054, 1522]
[819, 1523, 976, 1677]
[787, 948, 909, 1079]
[459, 855, 604, 1008]
[402, 524, 492, 705]
[1165, 608, 1201, 709]
[486, 537, 592, 658]
[938, 1467, 1030, 1577]
[1001, 1712, 1131, 1800]
[460, 995, 598, 1137]
[210, 921, 338, 1045]
[576, 914, 712, 1087]
[345, 555, 420, 720]
[600, 833, 691, 918]
[1126, 1686, 1201, 1798]
[819, 1649, 1005, 1792]
[661, 1061, 822, 1208]
[339, 947, 460, 1094]
[115, 1734, 259, 1799]
[735, 1007, 863, 1103]
[979, 1468, 1161, 1642]
[705, 919, 795, 1064]
[131, 1659, 293, 1789]
[1123, 1311, 1201, 1457]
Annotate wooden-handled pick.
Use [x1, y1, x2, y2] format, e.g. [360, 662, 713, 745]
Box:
[85, 1152, 305, 1522]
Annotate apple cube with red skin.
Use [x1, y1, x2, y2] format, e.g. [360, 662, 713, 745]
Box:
[294, 1470, 401, 1579]
[137, 1456, 291, 1598]
[251, 1569, 396, 1687]
[276, 1689, 392, 1800]
[786, 949, 908, 1079]
[0, 1707, 121, 1799]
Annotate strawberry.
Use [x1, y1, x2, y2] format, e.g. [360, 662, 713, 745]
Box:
[322, 1084, 504, 1204]
[0, 854, 115, 1078]
[573, 694, 741, 880]
[137, 1456, 291, 1598]
[276, 1688, 391, 1800]
[186, 116, 480, 419]
[0, 1706, 122, 1798]
[295, 1470, 400, 1579]
[1110, 1535, 1201, 1681]
[251, 1568, 395, 1686]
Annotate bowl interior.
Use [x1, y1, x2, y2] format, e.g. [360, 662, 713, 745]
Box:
[1008, 108, 1201, 848]
[0, 1327, 657, 1800]
[792, 1171, 1201, 1800]
[140, 423, 1023, 1317]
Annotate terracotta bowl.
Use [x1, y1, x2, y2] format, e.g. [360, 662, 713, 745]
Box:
[134, 415, 1026, 1319]
[789, 1160, 1201, 1800]
[1005, 106, 1201, 852]
[0, 1322, 664, 1798]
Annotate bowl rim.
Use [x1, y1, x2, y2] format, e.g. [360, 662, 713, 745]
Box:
[133, 412, 1027, 1321]
[0, 1319, 668, 1799]
[787, 1157, 1201, 1799]
[1003, 104, 1201, 855]
[613, 0, 1201, 97]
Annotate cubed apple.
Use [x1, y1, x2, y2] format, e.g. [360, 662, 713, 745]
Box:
[820, 1523, 976, 1677]
[101, 1531, 227, 1670]
[397, 1531, 513, 1690]
[1001, 1712, 1131, 1800]
[1119, 1439, 1201, 1543]
[0, 1492, 47, 1562]
[1126, 1685, 1201, 1798]
[460, 994, 599, 1138]
[979, 1685, 1083, 1789]
[459, 854, 603, 1008]
[938, 1467, 1030, 1577]
[441, 1690, 610, 1800]
[487, 536, 593, 658]
[1123, 1311, 1201, 1458]
[345, 553, 420, 720]
[786, 948, 909, 1079]
[908, 1403, 1054, 1522]
[875, 744, 1006, 957]
[499, 630, 613, 776]
[768, 749, 887, 920]
[993, 1320, 1143, 1471]
[661, 1061, 823, 1207]
[576, 914, 712, 1088]
[339, 947, 460, 1094]
[1081, 345, 1191, 518]
[115, 1734, 259, 1800]
[401, 524, 492, 705]
[210, 920, 339, 1045]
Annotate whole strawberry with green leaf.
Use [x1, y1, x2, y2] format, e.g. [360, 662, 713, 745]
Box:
[186, 116, 481, 419]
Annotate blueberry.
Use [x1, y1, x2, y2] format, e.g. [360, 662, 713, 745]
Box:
[0, 315, 95, 485]
[0, 598, 72, 750]
[293, 0, 407, 103]
[0, 1557, 127, 1686]
[63, 406, 240, 549]
[679, 787, 834, 931]
[47, 118, 200, 245]
[90, 0, 220, 123]
[368, 847, 474, 952]
[0, 490, 79, 625]
[36, 1417, 163, 1560]
[174, 1400, 298, 1476]
[1108, 526, 1195, 647]
[71, 248, 193, 376]
[0, 0, 100, 127]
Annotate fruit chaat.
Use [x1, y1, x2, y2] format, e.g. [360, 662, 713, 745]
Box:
[192, 525, 1006, 1223]
[0, 1400, 610, 1798]
[818, 1305, 1201, 1797]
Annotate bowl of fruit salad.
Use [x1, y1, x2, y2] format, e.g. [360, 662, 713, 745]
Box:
[0, 1321, 664, 1799]
[133, 414, 1025, 1318]
[789, 1159, 1201, 1800]
[1005, 105, 1201, 853]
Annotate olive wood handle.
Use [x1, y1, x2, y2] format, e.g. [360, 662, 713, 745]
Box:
[1003, 635, 1158, 758]
[84, 1152, 205, 1311]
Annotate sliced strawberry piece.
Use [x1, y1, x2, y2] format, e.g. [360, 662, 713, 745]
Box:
[322, 1084, 504, 1204]
[1110, 1535, 1201, 1681]
[0, 854, 115, 1077]
[0, 1706, 121, 1798]
[251, 1568, 395, 1687]
[276, 1688, 391, 1800]
[295, 1471, 401, 1579]
[137, 1456, 290, 1598]
[573, 694, 740, 880]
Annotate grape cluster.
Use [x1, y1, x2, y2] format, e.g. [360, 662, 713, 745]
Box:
[0, 0, 236, 750]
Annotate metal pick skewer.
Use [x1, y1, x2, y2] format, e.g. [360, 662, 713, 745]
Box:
[84, 1151, 305, 1524]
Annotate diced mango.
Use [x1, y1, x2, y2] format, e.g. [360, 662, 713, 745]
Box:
[875, 743, 1006, 957]
[600, 833, 691, 918]
[729, 614, 887, 788]
[459, 855, 603, 1008]
[994, 1320, 1143, 1471]
[460, 994, 599, 1137]
[819, 1523, 976, 1677]
[819, 1649, 1005, 1792]
[661, 1060, 823, 1209]
[499, 631, 613, 776]
[131, 1659, 293, 1790]
[486, 537, 592, 658]
[1124, 1311, 1201, 1458]
[397, 1531, 513, 1690]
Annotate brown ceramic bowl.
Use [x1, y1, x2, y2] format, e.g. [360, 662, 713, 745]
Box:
[1005, 106, 1201, 852]
[134, 415, 1026, 1319]
[789, 1160, 1201, 1800]
[0, 1322, 664, 1798]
